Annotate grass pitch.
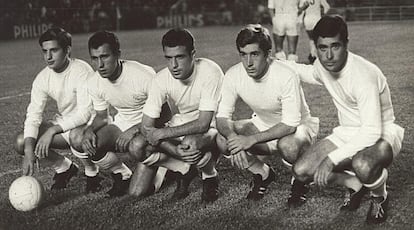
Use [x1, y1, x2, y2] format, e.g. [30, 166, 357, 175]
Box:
[0, 21, 413, 230]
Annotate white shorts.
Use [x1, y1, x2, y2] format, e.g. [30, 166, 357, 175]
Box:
[251, 116, 319, 154]
[326, 123, 405, 157]
[51, 114, 94, 159]
[272, 14, 299, 36]
[303, 15, 320, 31]
[110, 117, 137, 132]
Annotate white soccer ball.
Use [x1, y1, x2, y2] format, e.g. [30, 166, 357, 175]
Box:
[9, 176, 44, 212]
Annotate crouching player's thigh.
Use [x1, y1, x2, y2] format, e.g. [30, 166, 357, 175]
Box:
[278, 117, 319, 165]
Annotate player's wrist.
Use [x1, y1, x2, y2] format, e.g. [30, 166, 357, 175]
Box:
[23, 150, 35, 159]
[226, 132, 238, 139]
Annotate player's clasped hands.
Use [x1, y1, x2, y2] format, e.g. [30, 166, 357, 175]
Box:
[115, 129, 135, 152]
[227, 134, 255, 155]
[176, 144, 202, 164]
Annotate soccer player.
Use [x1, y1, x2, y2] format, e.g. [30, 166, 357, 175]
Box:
[80, 31, 155, 197]
[15, 27, 102, 193]
[268, 0, 304, 62]
[300, 0, 330, 63]
[129, 28, 224, 202]
[289, 15, 404, 224]
[216, 24, 319, 201]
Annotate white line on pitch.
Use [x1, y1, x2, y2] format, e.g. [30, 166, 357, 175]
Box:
[0, 169, 21, 178]
[0, 92, 30, 101]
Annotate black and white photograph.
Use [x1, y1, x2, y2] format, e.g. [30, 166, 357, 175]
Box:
[0, 0, 413, 229]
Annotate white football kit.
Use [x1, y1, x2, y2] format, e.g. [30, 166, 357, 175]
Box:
[301, 0, 330, 30]
[143, 58, 224, 128]
[217, 60, 319, 153]
[268, 0, 300, 36]
[87, 60, 155, 131]
[24, 58, 94, 158]
[290, 52, 405, 165]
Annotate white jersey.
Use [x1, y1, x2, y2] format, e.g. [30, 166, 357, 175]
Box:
[301, 0, 329, 17]
[268, 0, 299, 15]
[87, 60, 155, 125]
[217, 60, 311, 129]
[24, 58, 94, 139]
[290, 52, 397, 164]
[143, 58, 224, 126]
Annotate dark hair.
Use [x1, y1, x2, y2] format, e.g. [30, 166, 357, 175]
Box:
[236, 24, 272, 54]
[38, 27, 71, 50]
[161, 28, 195, 54]
[312, 15, 348, 44]
[88, 31, 120, 54]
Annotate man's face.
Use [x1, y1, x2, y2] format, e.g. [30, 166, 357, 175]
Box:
[163, 46, 194, 80]
[316, 34, 348, 73]
[41, 40, 69, 72]
[89, 43, 119, 80]
[239, 43, 270, 80]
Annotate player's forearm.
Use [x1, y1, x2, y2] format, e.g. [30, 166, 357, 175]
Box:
[58, 109, 92, 132]
[160, 119, 210, 140]
[328, 126, 381, 165]
[251, 122, 296, 144]
[141, 115, 156, 137]
[216, 117, 236, 139]
[24, 102, 46, 139]
[88, 113, 109, 133]
[23, 137, 36, 156]
[46, 125, 64, 136]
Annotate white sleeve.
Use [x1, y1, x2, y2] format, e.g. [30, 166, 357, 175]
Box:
[285, 61, 323, 85]
[268, 0, 274, 9]
[199, 69, 224, 112]
[24, 77, 48, 139]
[216, 73, 238, 119]
[328, 83, 382, 165]
[280, 75, 302, 127]
[56, 75, 93, 131]
[321, 0, 331, 14]
[143, 78, 167, 119]
[88, 77, 108, 111]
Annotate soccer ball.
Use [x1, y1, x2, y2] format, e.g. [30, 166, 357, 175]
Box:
[9, 176, 44, 212]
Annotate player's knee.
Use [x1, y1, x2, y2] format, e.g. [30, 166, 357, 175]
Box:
[233, 121, 245, 133]
[278, 138, 300, 162]
[352, 154, 373, 182]
[376, 140, 394, 163]
[215, 134, 227, 154]
[181, 136, 198, 150]
[128, 137, 146, 161]
[292, 160, 312, 181]
[69, 131, 83, 152]
[14, 133, 25, 155]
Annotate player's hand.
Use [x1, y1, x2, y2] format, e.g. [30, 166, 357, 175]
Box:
[116, 128, 135, 152]
[176, 144, 202, 164]
[227, 135, 255, 155]
[230, 150, 250, 169]
[146, 128, 164, 146]
[34, 130, 55, 159]
[82, 129, 97, 156]
[314, 157, 334, 187]
[22, 151, 36, 176]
